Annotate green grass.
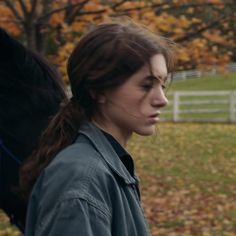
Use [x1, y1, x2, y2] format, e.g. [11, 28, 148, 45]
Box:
[1, 123, 236, 235]
[1, 73, 236, 235]
[130, 123, 236, 194]
[162, 73, 236, 121]
[128, 122, 236, 235]
[168, 72, 236, 91]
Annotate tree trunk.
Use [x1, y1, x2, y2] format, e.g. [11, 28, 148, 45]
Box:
[35, 23, 47, 55]
[24, 23, 35, 50]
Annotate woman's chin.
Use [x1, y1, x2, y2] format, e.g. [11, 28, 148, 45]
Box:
[135, 126, 156, 136]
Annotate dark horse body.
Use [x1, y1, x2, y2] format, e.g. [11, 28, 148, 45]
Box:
[0, 28, 66, 231]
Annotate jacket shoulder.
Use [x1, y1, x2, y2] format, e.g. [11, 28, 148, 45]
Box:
[44, 141, 107, 188]
[34, 140, 116, 207]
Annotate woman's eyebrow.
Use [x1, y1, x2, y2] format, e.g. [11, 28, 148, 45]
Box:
[144, 74, 167, 83]
[142, 75, 155, 83]
[159, 75, 168, 83]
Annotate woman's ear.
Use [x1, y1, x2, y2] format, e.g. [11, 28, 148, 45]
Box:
[89, 90, 106, 104]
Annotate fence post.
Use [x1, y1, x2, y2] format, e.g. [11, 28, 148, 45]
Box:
[196, 70, 202, 78]
[173, 92, 180, 122]
[229, 91, 236, 123]
[182, 71, 186, 80]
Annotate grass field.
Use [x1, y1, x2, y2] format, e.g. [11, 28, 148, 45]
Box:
[162, 73, 236, 121]
[1, 73, 236, 236]
[1, 122, 236, 236]
[129, 123, 236, 236]
[169, 72, 236, 91]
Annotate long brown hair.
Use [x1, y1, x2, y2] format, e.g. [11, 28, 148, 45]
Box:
[20, 21, 176, 199]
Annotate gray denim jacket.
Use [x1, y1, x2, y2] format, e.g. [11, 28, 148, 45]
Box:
[25, 122, 151, 236]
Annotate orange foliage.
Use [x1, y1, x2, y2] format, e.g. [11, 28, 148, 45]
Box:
[0, 0, 234, 77]
[0, 5, 21, 36]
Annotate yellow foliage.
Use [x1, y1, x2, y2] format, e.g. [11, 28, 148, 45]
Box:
[0, 0, 234, 75]
[71, 21, 86, 32]
[203, 31, 227, 44]
[173, 28, 184, 34]
[50, 12, 65, 25]
[191, 17, 202, 24]
[84, 2, 103, 11]
[119, 1, 137, 9]
[187, 7, 194, 14]
[207, 0, 222, 3]
[177, 49, 190, 62]
[179, 15, 191, 28]
[0, 6, 21, 35]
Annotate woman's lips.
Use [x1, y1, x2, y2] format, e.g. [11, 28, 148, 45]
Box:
[147, 113, 160, 123]
[149, 112, 160, 118]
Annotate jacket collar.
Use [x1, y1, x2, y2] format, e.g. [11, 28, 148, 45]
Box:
[78, 121, 136, 185]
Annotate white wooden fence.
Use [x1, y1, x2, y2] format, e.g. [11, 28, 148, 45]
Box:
[173, 63, 236, 81]
[162, 90, 236, 123]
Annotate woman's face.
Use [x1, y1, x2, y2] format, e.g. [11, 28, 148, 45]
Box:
[93, 54, 169, 146]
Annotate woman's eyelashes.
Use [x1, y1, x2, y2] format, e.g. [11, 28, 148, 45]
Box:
[140, 76, 154, 91]
[161, 83, 167, 89]
[141, 82, 153, 91]
[140, 77, 166, 91]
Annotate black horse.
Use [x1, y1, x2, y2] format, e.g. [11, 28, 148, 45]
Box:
[0, 28, 67, 232]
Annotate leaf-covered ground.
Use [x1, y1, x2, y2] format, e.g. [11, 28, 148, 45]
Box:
[0, 213, 21, 236]
[1, 123, 236, 236]
[128, 123, 236, 236]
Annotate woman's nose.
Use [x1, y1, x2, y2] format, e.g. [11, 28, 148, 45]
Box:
[151, 88, 168, 108]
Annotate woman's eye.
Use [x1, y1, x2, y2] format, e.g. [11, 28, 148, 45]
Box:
[161, 84, 167, 89]
[141, 84, 153, 90]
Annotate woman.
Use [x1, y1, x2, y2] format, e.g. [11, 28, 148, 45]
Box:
[20, 21, 175, 236]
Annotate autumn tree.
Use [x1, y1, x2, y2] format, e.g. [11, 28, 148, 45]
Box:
[0, 0, 235, 75]
[116, 0, 236, 70]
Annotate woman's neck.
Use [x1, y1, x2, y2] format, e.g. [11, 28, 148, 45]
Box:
[91, 118, 131, 148]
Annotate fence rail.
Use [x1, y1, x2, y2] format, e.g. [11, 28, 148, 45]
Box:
[162, 90, 236, 123]
[173, 63, 236, 81]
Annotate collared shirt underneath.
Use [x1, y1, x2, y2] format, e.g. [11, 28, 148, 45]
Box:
[101, 130, 134, 177]
[101, 130, 141, 200]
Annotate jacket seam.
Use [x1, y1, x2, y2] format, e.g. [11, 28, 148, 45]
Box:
[36, 195, 110, 234]
[59, 195, 111, 219]
[57, 155, 112, 218]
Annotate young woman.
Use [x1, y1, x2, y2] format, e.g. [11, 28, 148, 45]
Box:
[20, 21, 176, 236]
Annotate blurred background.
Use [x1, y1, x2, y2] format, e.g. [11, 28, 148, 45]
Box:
[0, 0, 236, 235]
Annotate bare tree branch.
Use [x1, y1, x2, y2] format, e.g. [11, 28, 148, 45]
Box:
[17, 0, 28, 17]
[157, 2, 234, 13]
[0, 19, 21, 24]
[113, 1, 234, 16]
[36, 1, 88, 23]
[30, 0, 39, 18]
[37, 0, 108, 24]
[114, 1, 172, 13]
[111, 0, 127, 10]
[65, 0, 89, 24]
[175, 12, 234, 43]
[3, 0, 23, 22]
[78, 8, 108, 16]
